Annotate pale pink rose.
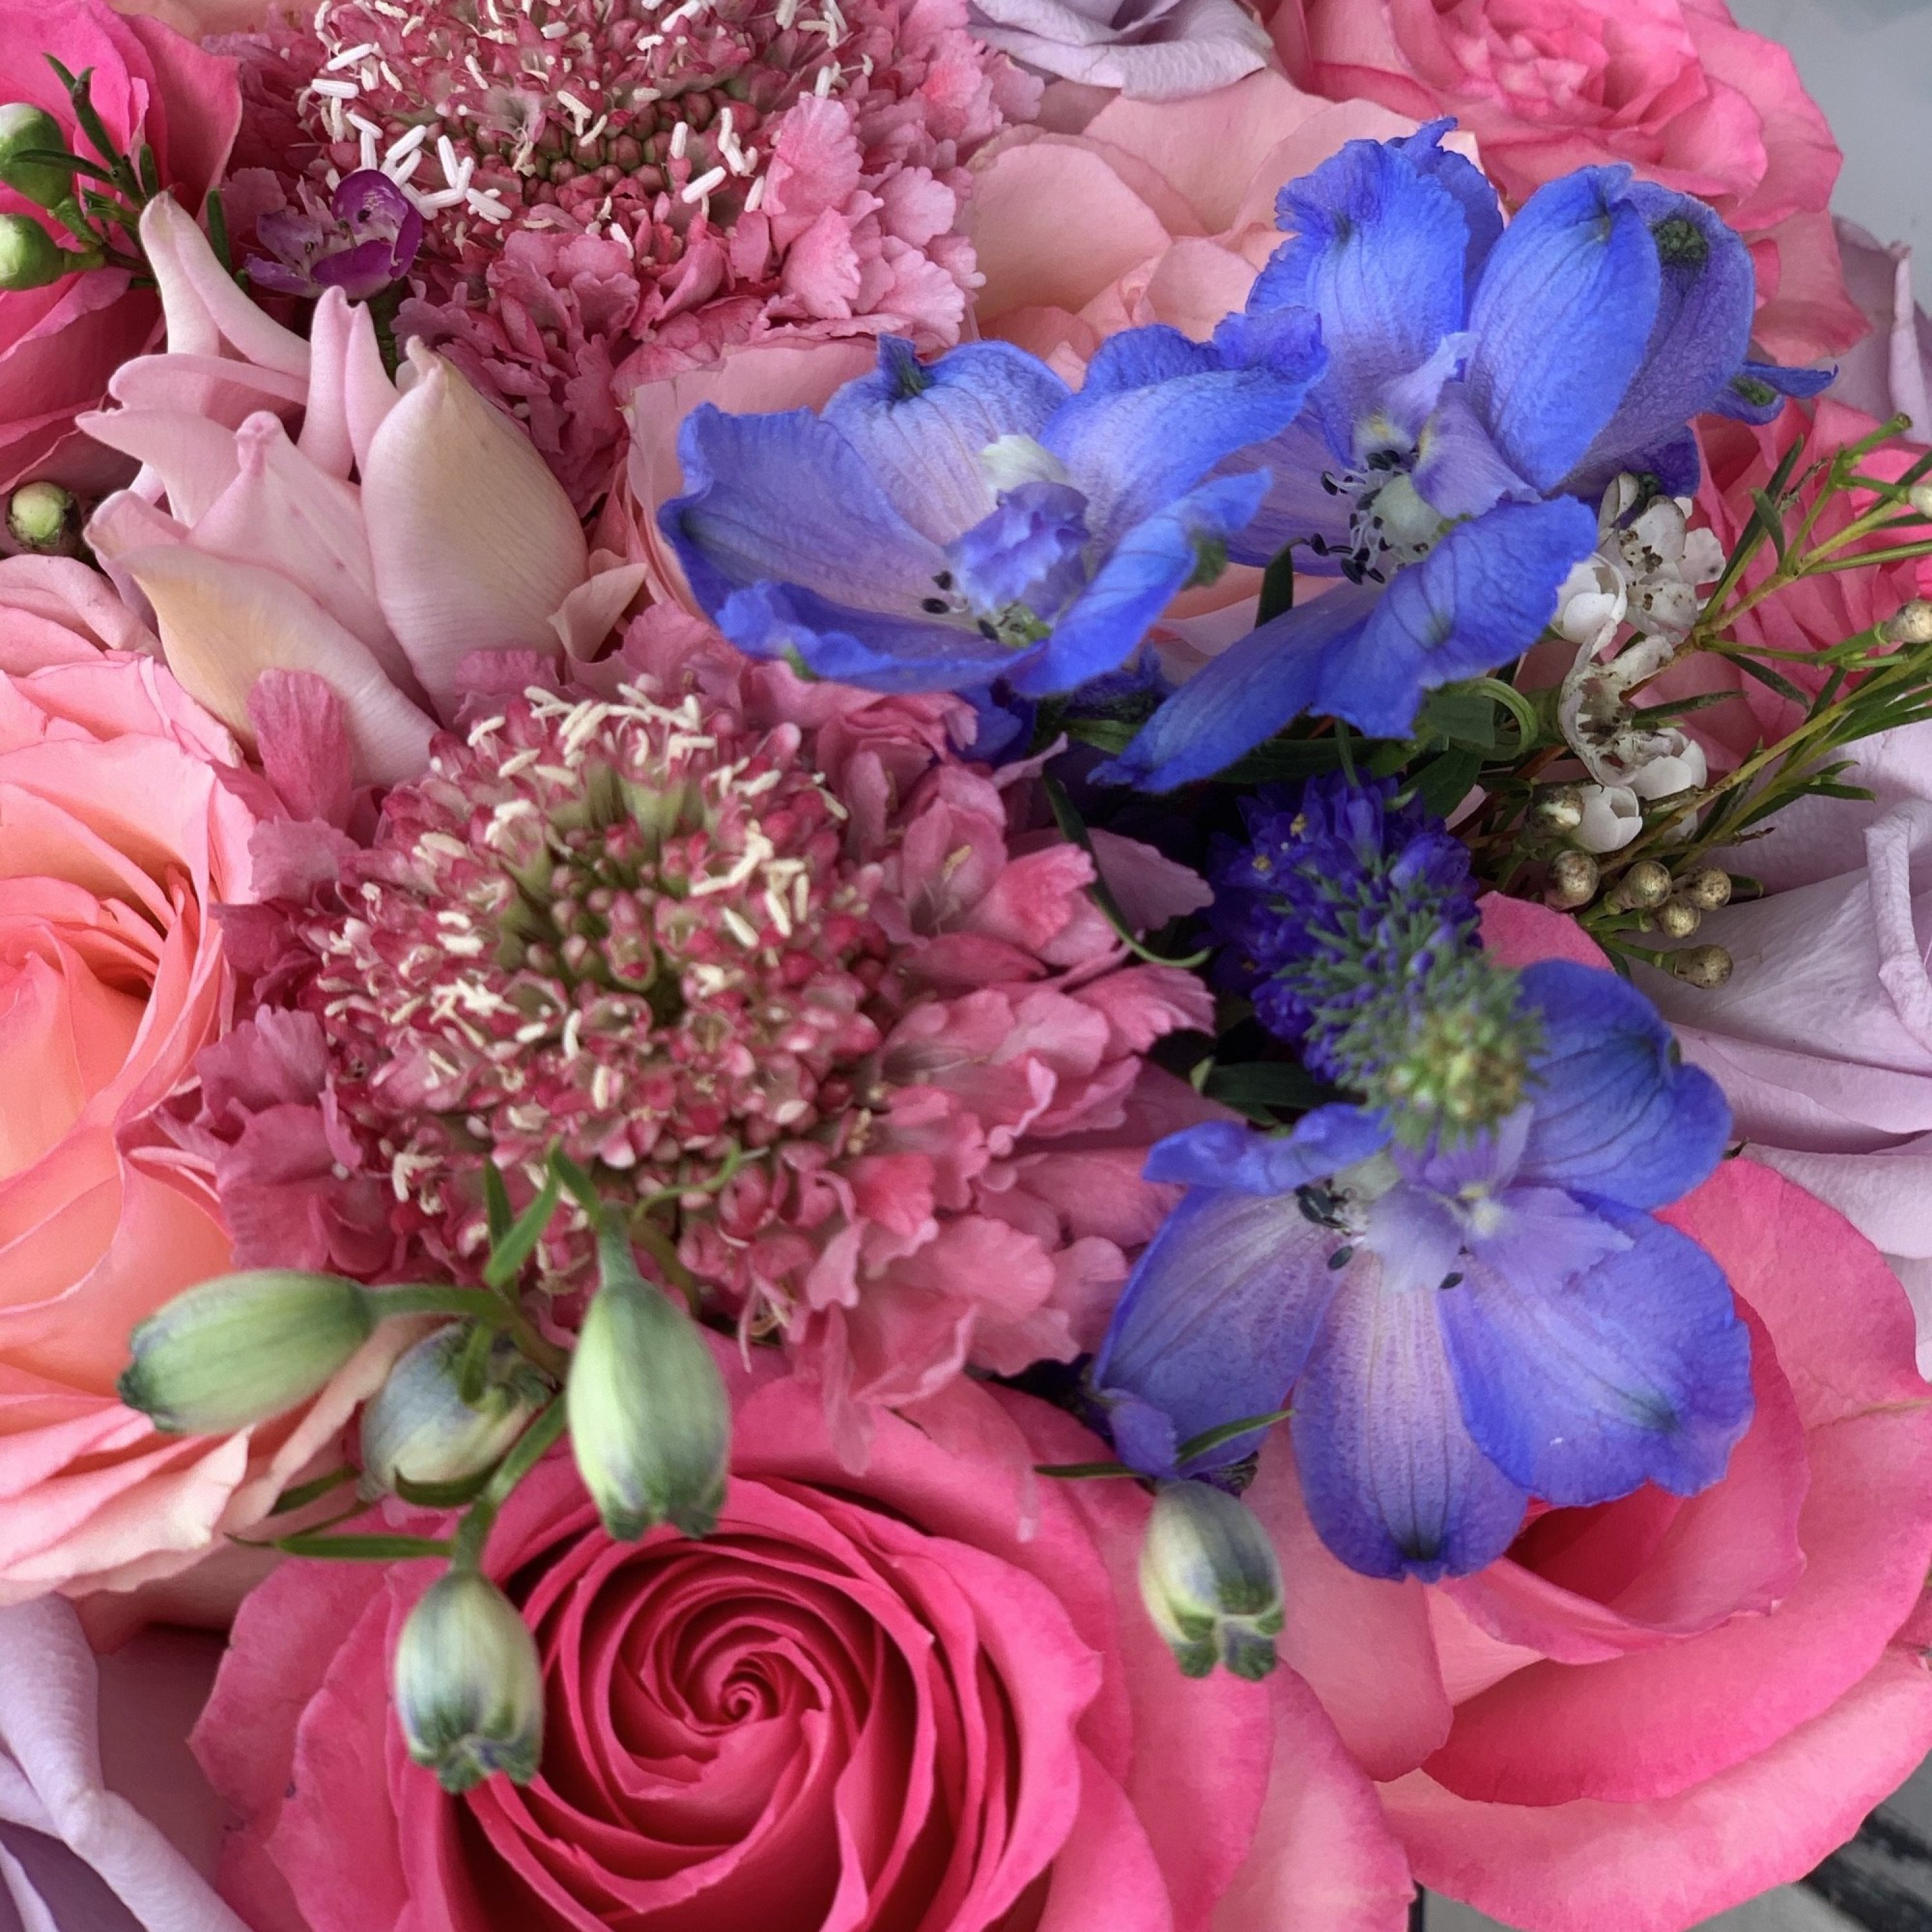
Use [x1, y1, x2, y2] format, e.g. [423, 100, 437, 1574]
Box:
[0, 558, 404, 1600]
[0, 1596, 245, 1930]
[75, 196, 646, 786]
[1638, 800, 1932, 1376]
[1265, 0, 1863, 364]
[0, 0, 239, 502]
[1828, 217, 1932, 436]
[1271, 898, 1932, 1929]
[194, 1362, 1415, 1932]
[965, 70, 1423, 657]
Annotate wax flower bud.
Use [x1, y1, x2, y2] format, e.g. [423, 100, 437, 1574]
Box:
[118, 1270, 375, 1434]
[393, 1570, 544, 1793]
[0, 213, 77, 292]
[1138, 1481, 1284, 1681]
[1888, 598, 1932, 645]
[359, 1324, 549, 1499]
[567, 1230, 729, 1540]
[0, 104, 73, 211]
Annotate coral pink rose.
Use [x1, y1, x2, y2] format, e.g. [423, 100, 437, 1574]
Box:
[0, 555, 399, 1601]
[0, 0, 239, 499]
[193, 1365, 1416, 1932]
[1267, 0, 1862, 364]
[1260, 898, 1932, 1930]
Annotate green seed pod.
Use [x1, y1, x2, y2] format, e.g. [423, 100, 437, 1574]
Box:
[0, 213, 73, 292]
[0, 105, 73, 212]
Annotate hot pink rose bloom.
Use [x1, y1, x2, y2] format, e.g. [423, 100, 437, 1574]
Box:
[0, 0, 239, 499]
[1265, 0, 1863, 365]
[0, 557, 404, 1600]
[1268, 896, 1932, 1931]
[193, 1363, 1414, 1932]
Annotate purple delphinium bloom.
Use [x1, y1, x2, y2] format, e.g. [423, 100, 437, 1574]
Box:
[247, 169, 424, 302]
[1091, 955, 1745, 1582]
[1101, 124, 1768, 790]
[657, 316, 1326, 699]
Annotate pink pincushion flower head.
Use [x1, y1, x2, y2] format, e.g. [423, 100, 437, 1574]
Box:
[194, 612, 1216, 1462]
[220, 0, 1041, 509]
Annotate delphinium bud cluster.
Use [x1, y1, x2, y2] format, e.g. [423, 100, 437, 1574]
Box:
[1209, 775, 1543, 1144]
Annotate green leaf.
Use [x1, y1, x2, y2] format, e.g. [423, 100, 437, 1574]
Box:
[455, 1318, 497, 1406]
[1412, 744, 1484, 818]
[1749, 488, 1789, 562]
[1035, 1461, 1142, 1480]
[1257, 545, 1296, 625]
[393, 1468, 495, 1508]
[1202, 1063, 1331, 1110]
[1065, 716, 1139, 755]
[204, 185, 230, 270]
[268, 1532, 455, 1560]
[1218, 737, 1346, 785]
[1730, 655, 1810, 708]
[1417, 686, 1497, 751]
[482, 1163, 513, 1245]
[267, 1464, 359, 1516]
[1174, 1406, 1294, 1464]
[482, 1170, 563, 1291]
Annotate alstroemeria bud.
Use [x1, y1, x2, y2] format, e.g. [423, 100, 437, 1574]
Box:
[0, 105, 73, 211]
[0, 213, 75, 292]
[359, 1324, 549, 1498]
[1138, 1481, 1284, 1681]
[393, 1570, 544, 1792]
[118, 1270, 375, 1433]
[567, 1233, 728, 1540]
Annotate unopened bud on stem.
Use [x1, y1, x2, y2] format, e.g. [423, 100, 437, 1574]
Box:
[1545, 849, 1599, 910]
[1528, 784, 1585, 836]
[1654, 897, 1701, 940]
[567, 1229, 729, 1540]
[0, 106, 73, 211]
[393, 1570, 544, 1792]
[1670, 944, 1734, 989]
[1138, 1481, 1284, 1681]
[359, 1324, 548, 1499]
[0, 213, 82, 292]
[118, 1270, 375, 1433]
[1678, 868, 1732, 911]
[1889, 599, 1932, 646]
[1607, 859, 1672, 913]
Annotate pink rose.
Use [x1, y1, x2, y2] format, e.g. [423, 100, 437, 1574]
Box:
[0, 0, 240, 498]
[0, 556, 399, 1599]
[0, 1595, 246, 1929]
[1268, 898, 1932, 1929]
[194, 1366, 1416, 1932]
[1267, 0, 1863, 363]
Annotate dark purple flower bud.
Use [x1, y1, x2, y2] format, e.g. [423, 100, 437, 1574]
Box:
[244, 169, 423, 302]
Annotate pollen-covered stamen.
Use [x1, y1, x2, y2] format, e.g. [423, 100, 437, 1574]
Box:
[1311, 448, 1444, 587]
[297, 679, 889, 1282]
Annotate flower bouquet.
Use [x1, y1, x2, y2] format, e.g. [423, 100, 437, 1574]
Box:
[1, 0, 1931, 1927]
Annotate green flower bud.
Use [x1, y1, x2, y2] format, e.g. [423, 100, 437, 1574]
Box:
[0, 105, 73, 212]
[0, 213, 73, 292]
[567, 1233, 728, 1540]
[6, 481, 77, 553]
[359, 1324, 549, 1499]
[118, 1270, 375, 1434]
[393, 1570, 544, 1792]
[1138, 1481, 1284, 1681]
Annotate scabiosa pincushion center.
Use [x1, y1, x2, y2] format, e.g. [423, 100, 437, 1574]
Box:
[295, 679, 886, 1255]
[202, 629, 1215, 1458]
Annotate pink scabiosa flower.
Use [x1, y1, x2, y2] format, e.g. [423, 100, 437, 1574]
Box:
[220, 0, 1041, 509]
[193, 615, 1215, 1460]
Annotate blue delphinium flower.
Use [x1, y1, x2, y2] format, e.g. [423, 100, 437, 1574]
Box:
[1103, 124, 1763, 790]
[1091, 781, 1746, 1582]
[1208, 774, 1537, 1139]
[657, 316, 1325, 700]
